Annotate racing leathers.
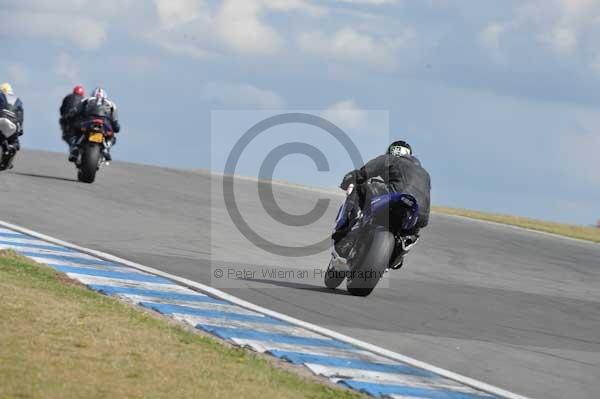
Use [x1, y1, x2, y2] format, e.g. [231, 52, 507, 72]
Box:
[59, 92, 84, 147]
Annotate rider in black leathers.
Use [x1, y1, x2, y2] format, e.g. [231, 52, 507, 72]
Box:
[60, 85, 85, 156]
[333, 140, 431, 261]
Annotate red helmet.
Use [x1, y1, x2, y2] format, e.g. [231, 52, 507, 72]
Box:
[73, 85, 85, 96]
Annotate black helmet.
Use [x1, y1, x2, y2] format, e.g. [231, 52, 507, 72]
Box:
[387, 140, 412, 157]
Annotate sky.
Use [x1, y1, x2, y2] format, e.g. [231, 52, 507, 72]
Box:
[1, 0, 599, 225]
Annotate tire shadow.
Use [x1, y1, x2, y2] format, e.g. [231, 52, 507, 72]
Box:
[240, 277, 350, 295]
[10, 171, 77, 183]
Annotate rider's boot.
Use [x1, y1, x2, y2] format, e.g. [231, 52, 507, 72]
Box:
[389, 234, 419, 270]
[102, 148, 112, 162]
[329, 246, 349, 272]
[68, 144, 79, 162]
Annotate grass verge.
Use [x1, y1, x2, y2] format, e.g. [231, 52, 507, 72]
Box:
[433, 206, 600, 243]
[0, 250, 362, 399]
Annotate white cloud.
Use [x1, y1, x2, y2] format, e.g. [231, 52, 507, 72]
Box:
[479, 22, 507, 61]
[513, 0, 600, 57]
[54, 52, 80, 82]
[322, 99, 368, 129]
[13, 0, 132, 16]
[560, 0, 596, 15]
[145, 0, 216, 59]
[154, 0, 204, 29]
[0, 11, 106, 49]
[217, 0, 283, 54]
[148, 0, 326, 57]
[0, 0, 138, 49]
[202, 82, 286, 108]
[298, 27, 412, 71]
[262, 0, 327, 16]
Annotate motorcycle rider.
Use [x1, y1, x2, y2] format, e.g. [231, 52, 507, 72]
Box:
[332, 140, 431, 267]
[0, 83, 24, 170]
[60, 85, 85, 158]
[70, 87, 120, 162]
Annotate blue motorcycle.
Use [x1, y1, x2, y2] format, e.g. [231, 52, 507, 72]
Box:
[325, 181, 420, 296]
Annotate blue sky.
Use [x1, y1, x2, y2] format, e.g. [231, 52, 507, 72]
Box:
[1, 0, 599, 225]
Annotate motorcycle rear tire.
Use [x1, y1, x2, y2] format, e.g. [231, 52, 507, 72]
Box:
[78, 143, 101, 183]
[346, 226, 394, 297]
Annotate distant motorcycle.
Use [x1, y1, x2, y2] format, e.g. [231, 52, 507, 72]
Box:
[0, 116, 19, 171]
[73, 118, 113, 183]
[324, 182, 420, 297]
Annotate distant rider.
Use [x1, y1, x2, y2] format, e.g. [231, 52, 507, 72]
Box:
[0, 83, 24, 170]
[60, 85, 85, 159]
[333, 140, 431, 266]
[71, 87, 120, 162]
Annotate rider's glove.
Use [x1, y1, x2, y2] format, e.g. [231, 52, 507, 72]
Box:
[340, 169, 368, 190]
[340, 169, 367, 191]
[340, 171, 356, 190]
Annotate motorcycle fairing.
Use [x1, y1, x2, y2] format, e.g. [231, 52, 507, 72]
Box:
[367, 192, 420, 231]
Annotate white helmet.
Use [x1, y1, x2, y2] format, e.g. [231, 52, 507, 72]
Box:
[92, 87, 107, 100]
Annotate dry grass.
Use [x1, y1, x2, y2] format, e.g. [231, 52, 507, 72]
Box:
[0, 250, 362, 399]
[433, 206, 600, 243]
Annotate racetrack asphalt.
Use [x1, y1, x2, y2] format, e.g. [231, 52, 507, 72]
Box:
[1, 149, 598, 399]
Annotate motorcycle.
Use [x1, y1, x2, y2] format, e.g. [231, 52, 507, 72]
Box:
[324, 181, 420, 297]
[0, 115, 19, 171]
[74, 118, 113, 183]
